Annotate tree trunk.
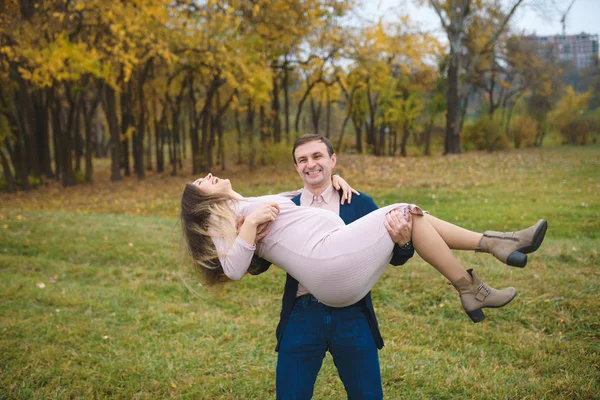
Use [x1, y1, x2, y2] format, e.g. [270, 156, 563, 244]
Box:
[445, 54, 461, 154]
[235, 103, 243, 164]
[400, 122, 410, 157]
[2, 93, 28, 188]
[12, 90, 31, 189]
[283, 58, 290, 144]
[171, 111, 180, 176]
[259, 105, 268, 165]
[104, 83, 122, 181]
[458, 88, 472, 137]
[0, 148, 16, 192]
[271, 69, 281, 143]
[120, 86, 133, 177]
[337, 109, 351, 152]
[145, 114, 152, 171]
[309, 96, 321, 135]
[16, 76, 40, 179]
[82, 104, 93, 182]
[378, 124, 386, 156]
[74, 108, 82, 172]
[189, 78, 201, 174]
[247, 100, 256, 171]
[366, 80, 379, 155]
[95, 106, 105, 158]
[325, 88, 331, 138]
[352, 117, 363, 154]
[135, 67, 148, 179]
[41, 88, 54, 177]
[153, 99, 164, 173]
[53, 83, 76, 187]
[423, 114, 435, 156]
[294, 79, 319, 135]
[200, 98, 212, 170]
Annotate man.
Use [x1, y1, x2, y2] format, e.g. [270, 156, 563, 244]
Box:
[250, 134, 414, 399]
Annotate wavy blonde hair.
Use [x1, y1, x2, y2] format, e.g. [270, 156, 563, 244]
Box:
[180, 183, 238, 285]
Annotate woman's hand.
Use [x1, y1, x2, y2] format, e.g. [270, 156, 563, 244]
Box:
[237, 215, 270, 242]
[237, 203, 279, 246]
[246, 202, 280, 227]
[332, 174, 360, 205]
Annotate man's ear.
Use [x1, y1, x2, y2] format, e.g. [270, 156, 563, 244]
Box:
[331, 153, 337, 168]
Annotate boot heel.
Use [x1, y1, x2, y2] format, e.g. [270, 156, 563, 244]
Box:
[506, 251, 527, 268]
[467, 308, 485, 323]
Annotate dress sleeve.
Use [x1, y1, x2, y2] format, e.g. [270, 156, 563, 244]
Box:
[212, 234, 256, 281]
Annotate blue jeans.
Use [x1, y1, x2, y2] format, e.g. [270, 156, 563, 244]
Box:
[276, 294, 383, 400]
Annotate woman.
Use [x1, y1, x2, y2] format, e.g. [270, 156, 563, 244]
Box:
[181, 173, 547, 322]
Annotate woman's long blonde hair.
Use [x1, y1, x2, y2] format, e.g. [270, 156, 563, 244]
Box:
[180, 183, 238, 285]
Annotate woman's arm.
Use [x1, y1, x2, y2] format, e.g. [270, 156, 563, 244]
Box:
[276, 175, 359, 204]
[216, 202, 280, 280]
[215, 235, 257, 281]
[332, 174, 360, 204]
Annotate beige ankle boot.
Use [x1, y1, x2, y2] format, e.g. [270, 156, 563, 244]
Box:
[476, 219, 547, 268]
[449, 269, 517, 323]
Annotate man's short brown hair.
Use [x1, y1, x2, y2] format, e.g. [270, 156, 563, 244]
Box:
[292, 134, 335, 164]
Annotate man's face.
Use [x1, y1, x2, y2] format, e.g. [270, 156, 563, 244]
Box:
[293, 140, 336, 190]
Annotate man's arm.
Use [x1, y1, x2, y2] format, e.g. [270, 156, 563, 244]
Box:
[385, 209, 414, 266]
[238, 216, 273, 275]
[359, 195, 414, 267]
[248, 255, 272, 275]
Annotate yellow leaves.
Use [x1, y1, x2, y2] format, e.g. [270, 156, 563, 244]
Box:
[0, 46, 14, 58]
[52, 12, 64, 23]
[121, 125, 136, 141]
[547, 86, 593, 134]
[499, 79, 511, 89]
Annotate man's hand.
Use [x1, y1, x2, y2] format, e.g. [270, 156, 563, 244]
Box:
[331, 174, 360, 205]
[384, 209, 412, 247]
[237, 215, 270, 242]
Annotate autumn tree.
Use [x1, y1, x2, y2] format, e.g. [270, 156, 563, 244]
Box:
[336, 19, 440, 155]
[427, 0, 525, 154]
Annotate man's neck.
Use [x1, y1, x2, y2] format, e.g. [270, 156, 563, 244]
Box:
[304, 181, 332, 198]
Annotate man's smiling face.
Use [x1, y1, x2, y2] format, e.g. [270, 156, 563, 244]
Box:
[293, 139, 337, 191]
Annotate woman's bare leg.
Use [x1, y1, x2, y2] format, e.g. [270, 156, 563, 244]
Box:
[409, 213, 519, 322]
[422, 214, 548, 268]
[411, 214, 472, 282]
[423, 214, 482, 250]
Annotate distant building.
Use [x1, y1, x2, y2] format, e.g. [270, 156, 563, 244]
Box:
[525, 33, 598, 70]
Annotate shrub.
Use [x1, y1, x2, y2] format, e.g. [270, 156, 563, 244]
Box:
[462, 115, 510, 152]
[510, 115, 538, 148]
[260, 141, 294, 166]
[559, 111, 600, 145]
[548, 86, 597, 145]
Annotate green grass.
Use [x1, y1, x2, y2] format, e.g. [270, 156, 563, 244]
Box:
[1, 146, 599, 399]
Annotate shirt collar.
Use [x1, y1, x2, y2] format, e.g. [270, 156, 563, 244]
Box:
[300, 183, 339, 206]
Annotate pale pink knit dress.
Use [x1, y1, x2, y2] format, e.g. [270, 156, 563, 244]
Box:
[213, 195, 423, 307]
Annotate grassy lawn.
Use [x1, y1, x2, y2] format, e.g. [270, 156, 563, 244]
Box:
[1, 146, 599, 399]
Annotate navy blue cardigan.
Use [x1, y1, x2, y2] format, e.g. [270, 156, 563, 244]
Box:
[248, 191, 414, 351]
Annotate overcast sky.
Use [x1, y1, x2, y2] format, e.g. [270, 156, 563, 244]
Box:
[356, 0, 600, 40]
